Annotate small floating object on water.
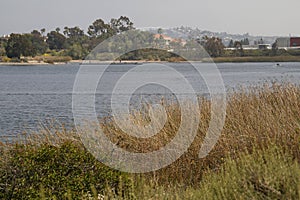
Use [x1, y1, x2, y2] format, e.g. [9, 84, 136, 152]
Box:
[276, 63, 281, 67]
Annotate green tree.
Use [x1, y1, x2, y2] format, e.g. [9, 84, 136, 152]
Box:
[66, 43, 87, 59]
[110, 16, 134, 34]
[202, 36, 225, 57]
[258, 38, 264, 44]
[228, 40, 234, 48]
[30, 30, 48, 55]
[271, 40, 278, 56]
[234, 41, 244, 56]
[157, 28, 164, 40]
[40, 28, 46, 36]
[234, 41, 242, 49]
[46, 31, 66, 50]
[88, 19, 113, 37]
[63, 26, 85, 43]
[241, 38, 249, 45]
[0, 37, 7, 56]
[245, 38, 249, 45]
[5, 34, 36, 58]
[63, 26, 88, 52]
[157, 28, 163, 35]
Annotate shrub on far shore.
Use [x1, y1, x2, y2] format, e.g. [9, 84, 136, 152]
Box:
[34, 55, 72, 64]
[210, 55, 300, 63]
[1, 56, 11, 62]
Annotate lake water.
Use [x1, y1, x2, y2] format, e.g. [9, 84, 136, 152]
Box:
[1, 62, 300, 140]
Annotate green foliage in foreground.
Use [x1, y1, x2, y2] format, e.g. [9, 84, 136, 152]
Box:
[1, 143, 299, 199]
[195, 147, 300, 200]
[131, 147, 300, 200]
[0, 142, 133, 200]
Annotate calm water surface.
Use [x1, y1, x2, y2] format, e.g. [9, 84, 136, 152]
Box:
[1, 62, 300, 139]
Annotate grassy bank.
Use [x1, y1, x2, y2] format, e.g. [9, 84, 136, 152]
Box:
[209, 55, 300, 63]
[1, 83, 300, 199]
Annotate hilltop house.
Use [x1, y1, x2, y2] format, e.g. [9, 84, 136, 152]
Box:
[153, 34, 186, 46]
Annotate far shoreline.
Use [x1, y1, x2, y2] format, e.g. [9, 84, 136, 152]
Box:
[1, 55, 300, 66]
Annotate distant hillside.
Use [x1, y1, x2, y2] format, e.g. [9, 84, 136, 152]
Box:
[140, 27, 279, 46]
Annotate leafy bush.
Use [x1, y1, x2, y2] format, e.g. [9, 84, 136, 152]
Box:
[287, 49, 300, 56]
[0, 142, 133, 199]
[1, 56, 11, 62]
[193, 147, 300, 200]
[9, 57, 21, 63]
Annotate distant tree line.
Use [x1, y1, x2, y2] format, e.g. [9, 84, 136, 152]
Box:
[227, 38, 250, 48]
[7, 15, 287, 61]
[0, 15, 229, 62]
[1, 22, 300, 62]
[0, 16, 135, 61]
[197, 36, 225, 57]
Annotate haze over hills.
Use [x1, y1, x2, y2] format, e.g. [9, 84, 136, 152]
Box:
[141, 27, 280, 46]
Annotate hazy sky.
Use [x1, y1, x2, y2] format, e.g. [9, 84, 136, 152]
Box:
[1, 0, 299, 36]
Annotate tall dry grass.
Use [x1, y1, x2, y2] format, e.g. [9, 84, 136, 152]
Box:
[99, 82, 300, 185]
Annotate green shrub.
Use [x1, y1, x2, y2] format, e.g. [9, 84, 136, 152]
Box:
[44, 56, 72, 63]
[9, 57, 21, 63]
[34, 55, 72, 64]
[193, 146, 300, 200]
[287, 49, 300, 56]
[1, 56, 11, 62]
[0, 142, 133, 199]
